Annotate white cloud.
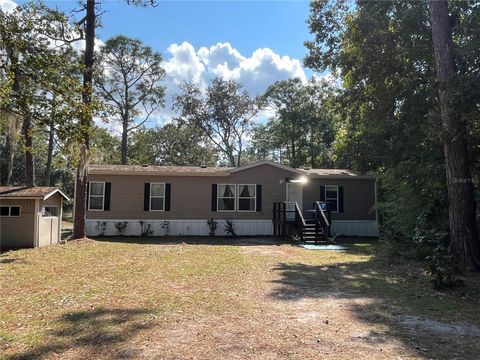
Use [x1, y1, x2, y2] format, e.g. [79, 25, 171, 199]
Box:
[164, 42, 206, 86]
[160, 41, 308, 125]
[0, 0, 17, 12]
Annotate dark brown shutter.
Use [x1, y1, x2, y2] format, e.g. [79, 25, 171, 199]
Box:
[211, 184, 217, 211]
[256, 184, 262, 212]
[104, 182, 111, 211]
[338, 186, 344, 213]
[86, 182, 90, 210]
[165, 183, 171, 211]
[144, 183, 150, 211]
[319, 185, 325, 202]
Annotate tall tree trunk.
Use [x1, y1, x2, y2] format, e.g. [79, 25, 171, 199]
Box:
[3, 128, 17, 185]
[429, 0, 480, 270]
[121, 116, 128, 165]
[291, 139, 296, 167]
[73, 0, 95, 239]
[22, 113, 35, 187]
[45, 120, 55, 186]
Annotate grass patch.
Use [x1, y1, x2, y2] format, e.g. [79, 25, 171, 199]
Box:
[1, 237, 479, 359]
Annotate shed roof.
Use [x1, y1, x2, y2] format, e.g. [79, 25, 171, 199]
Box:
[0, 187, 69, 200]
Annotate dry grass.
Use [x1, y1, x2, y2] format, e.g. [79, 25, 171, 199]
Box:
[1, 237, 480, 359]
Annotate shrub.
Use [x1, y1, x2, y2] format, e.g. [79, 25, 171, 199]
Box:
[139, 221, 153, 236]
[114, 221, 128, 236]
[427, 245, 464, 289]
[224, 220, 237, 237]
[207, 218, 217, 236]
[161, 221, 170, 236]
[95, 221, 107, 236]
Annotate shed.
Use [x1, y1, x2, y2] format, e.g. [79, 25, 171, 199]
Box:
[0, 187, 69, 250]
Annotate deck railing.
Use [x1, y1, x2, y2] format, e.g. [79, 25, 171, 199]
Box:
[273, 201, 331, 241]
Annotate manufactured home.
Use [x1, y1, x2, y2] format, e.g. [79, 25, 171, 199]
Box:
[0, 187, 68, 249]
[83, 161, 377, 238]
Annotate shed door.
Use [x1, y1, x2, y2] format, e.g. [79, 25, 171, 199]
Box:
[38, 216, 59, 247]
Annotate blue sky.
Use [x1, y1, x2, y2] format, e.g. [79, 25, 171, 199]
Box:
[41, 0, 313, 66]
[5, 0, 318, 126]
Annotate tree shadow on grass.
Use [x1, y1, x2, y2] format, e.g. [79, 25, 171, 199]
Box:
[269, 252, 480, 359]
[8, 308, 154, 360]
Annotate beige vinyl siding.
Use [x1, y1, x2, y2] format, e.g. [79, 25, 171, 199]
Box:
[0, 199, 36, 248]
[87, 164, 296, 220]
[302, 178, 376, 221]
[42, 194, 62, 207]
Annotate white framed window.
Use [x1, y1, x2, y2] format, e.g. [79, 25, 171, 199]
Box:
[42, 206, 59, 217]
[217, 184, 236, 212]
[88, 181, 105, 211]
[150, 183, 165, 211]
[237, 184, 256, 212]
[0, 205, 21, 217]
[325, 185, 339, 213]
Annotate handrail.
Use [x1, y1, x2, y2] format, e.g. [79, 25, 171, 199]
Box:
[315, 201, 330, 226]
[294, 202, 306, 227]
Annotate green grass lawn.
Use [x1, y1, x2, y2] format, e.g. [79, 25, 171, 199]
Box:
[1, 237, 480, 359]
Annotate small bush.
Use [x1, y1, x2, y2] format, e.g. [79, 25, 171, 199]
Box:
[427, 245, 464, 289]
[139, 221, 153, 236]
[224, 220, 237, 237]
[95, 221, 107, 236]
[161, 221, 170, 236]
[114, 221, 128, 236]
[207, 218, 218, 236]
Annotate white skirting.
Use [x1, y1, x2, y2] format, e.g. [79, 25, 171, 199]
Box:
[331, 220, 378, 237]
[86, 219, 273, 237]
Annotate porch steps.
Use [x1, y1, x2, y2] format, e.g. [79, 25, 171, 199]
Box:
[302, 223, 327, 243]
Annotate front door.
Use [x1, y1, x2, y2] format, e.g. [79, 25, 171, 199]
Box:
[286, 182, 303, 211]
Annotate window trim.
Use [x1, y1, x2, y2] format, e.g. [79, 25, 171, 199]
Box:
[88, 181, 105, 211]
[237, 184, 256, 212]
[324, 184, 339, 213]
[217, 183, 236, 212]
[0, 205, 21, 217]
[42, 205, 59, 218]
[149, 182, 166, 212]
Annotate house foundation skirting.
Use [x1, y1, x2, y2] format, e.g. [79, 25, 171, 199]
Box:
[86, 219, 274, 237]
[86, 219, 378, 237]
[331, 220, 378, 237]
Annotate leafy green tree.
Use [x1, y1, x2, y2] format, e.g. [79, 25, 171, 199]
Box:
[304, 0, 480, 270]
[128, 122, 218, 166]
[70, 0, 157, 239]
[96, 35, 165, 165]
[262, 78, 335, 168]
[173, 77, 261, 167]
[429, 0, 479, 269]
[0, 3, 83, 186]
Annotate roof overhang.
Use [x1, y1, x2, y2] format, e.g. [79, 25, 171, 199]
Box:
[306, 174, 377, 180]
[88, 169, 230, 177]
[0, 189, 69, 201]
[43, 189, 69, 201]
[229, 161, 305, 175]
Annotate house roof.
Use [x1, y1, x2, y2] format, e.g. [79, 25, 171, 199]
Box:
[229, 161, 305, 175]
[0, 187, 69, 200]
[88, 162, 375, 179]
[299, 168, 375, 179]
[89, 164, 234, 176]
